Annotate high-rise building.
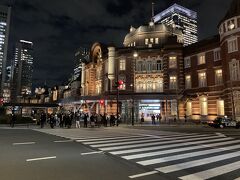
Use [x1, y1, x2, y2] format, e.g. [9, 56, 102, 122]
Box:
[0, 5, 11, 93]
[12, 40, 34, 100]
[74, 47, 89, 81]
[153, 3, 198, 46]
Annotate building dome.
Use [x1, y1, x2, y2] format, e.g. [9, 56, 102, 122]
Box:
[123, 23, 183, 48]
[218, 0, 240, 40]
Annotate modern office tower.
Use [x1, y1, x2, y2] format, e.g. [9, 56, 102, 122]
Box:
[0, 5, 11, 93]
[12, 40, 34, 100]
[74, 47, 89, 81]
[153, 3, 198, 46]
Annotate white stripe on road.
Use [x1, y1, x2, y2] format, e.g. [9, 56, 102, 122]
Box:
[81, 151, 103, 155]
[123, 138, 239, 160]
[138, 143, 240, 166]
[234, 177, 240, 180]
[157, 151, 240, 173]
[103, 135, 226, 152]
[179, 161, 240, 180]
[76, 135, 143, 142]
[87, 134, 207, 147]
[129, 171, 159, 179]
[13, 142, 36, 145]
[26, 156, 56, 162]
[84, 136, 154, 145]
[54, 140, 74, 143]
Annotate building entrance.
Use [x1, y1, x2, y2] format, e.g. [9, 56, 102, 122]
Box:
[139, 100, 161, 123]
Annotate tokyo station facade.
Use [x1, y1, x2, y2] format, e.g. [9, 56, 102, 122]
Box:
[74, 0, 240, 123]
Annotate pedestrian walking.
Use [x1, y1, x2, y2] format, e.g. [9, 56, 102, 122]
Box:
[40, 112, 46, 128]
[151, 114, 156, 125]
[75, 112, 81, 128]
[10, 113, 17, 128]
[83, 113, 88, 128]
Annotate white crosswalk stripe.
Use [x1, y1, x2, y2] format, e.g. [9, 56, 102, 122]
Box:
[123, 138, 240, 160]
[100, 135, 226, 151]
[76, 132, 240, 180]
[179, 161, 240, 180]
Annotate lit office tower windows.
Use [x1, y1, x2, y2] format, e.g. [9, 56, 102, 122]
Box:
[153, 3, 198, 46]
[0, 5, 11, 92]
[12, 40, 34, 99]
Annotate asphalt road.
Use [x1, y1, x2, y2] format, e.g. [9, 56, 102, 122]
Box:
[0, 128, 166, 180]
[1, 126, 240, 180]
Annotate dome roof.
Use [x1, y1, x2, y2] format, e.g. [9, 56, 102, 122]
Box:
[219, 0, 240, 25]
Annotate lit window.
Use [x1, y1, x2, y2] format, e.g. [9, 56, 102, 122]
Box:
[171, 100, 177, 116]
[228, 37, 238, 53]
[229, 59, 240, 81]
[186, 101, 192, 116]
[200, 96, 208, 116]
[214, 49, 221, 61]
[145, 39, 149, 45]
[150, 38, 154, 43]
[215, 69, 223, 85]
[198, 53, 205, 65]
[146, 81, 153, 92]
[155, 38, 159, 44]
[119, 59, 126, 71]
[217, 100, 225, 116]
[170, 76, 177, 89]
[185, 75, 191, 89]
[198, 72, 207, 87]
[169, 56, 177, 68]
[184, 57, 191, 68]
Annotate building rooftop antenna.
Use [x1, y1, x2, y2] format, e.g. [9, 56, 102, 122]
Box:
[149, 2, 155, 26]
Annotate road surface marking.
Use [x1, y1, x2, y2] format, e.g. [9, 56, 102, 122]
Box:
[26, 156, 56, 162]
[13, 142, 36, 145]
[100, 135, 223, 151]
[88, 134, 209, 148]
[137, 143, 240, 166]
[81, 151, 103, 155]
[129, 171, 158, 179]
[234, 178, 240, 180]
[157, 151, 240, 173]
[54, 140, 74, 143]
[76, 135, 143, 142]
[122, 138, 238, 160]
[179, 161, 240, 180]
[84, 136, 155, 145]
[215, 132, 227, 137]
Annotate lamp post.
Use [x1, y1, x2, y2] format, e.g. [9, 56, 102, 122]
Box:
[132, 51, 138, 126]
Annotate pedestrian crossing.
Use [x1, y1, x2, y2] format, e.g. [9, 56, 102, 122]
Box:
[76, 132, 240, 180]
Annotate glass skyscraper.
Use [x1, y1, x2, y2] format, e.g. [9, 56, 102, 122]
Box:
[0, 5, 11, 92]
[12, 40, 34, 100]
[153, 3, 198, 46]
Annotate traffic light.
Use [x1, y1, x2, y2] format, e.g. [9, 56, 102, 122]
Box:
[99, 99, 104, 106]
[116, 80, 124, 89]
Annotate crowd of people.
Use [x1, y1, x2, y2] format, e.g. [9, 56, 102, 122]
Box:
[38, 111, 121, 129]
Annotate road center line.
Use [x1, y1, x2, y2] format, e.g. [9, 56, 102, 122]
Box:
[26, 156, 56, 162]
[13, 142, 36, 145]
[81, 151, 103, 155]
[129, 171, 159, 179]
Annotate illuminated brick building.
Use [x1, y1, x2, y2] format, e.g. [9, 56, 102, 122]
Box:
[70, 0, 240, 123]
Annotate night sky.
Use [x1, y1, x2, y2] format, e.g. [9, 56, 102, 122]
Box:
[0, 0, 233, 88]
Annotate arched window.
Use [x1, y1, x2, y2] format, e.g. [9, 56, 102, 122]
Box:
[147, 81, 152, 92]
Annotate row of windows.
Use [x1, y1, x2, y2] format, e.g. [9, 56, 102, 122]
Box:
[184, 49, 221, 68]
[186, 98, 224, 116]
[184, 69, 223, 89]
[136, 60, 162, 72]
[135, 79, 163, 92]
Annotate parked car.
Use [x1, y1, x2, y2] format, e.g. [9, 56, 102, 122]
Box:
[208, 117, 240, 129]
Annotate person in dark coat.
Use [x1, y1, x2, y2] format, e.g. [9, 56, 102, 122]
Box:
[10, 113, 17, 128]
[110, 114, 115, 126]
[40, 112, 46, 128]
[83, 113, 88, 128]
